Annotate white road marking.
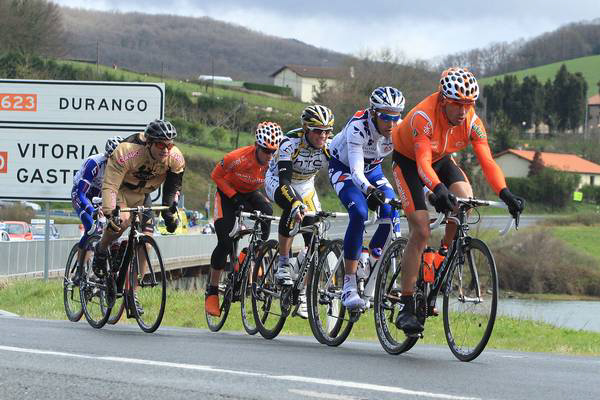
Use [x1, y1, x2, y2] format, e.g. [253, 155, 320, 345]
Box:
[0, 345, 480, 400]
[288, 389, 359, 399]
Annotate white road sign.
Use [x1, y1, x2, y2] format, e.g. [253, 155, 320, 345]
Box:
[0, 80, 165, 201]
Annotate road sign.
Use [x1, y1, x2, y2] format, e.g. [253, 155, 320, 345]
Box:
[0, 80, 164, 200]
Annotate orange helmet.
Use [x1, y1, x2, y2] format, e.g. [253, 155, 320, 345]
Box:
[439, 67, 479, 102]
[255, 121, 283, 151]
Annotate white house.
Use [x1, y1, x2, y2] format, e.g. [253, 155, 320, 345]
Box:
[271, 64, 352, 103]
[494, 149, 600, 188]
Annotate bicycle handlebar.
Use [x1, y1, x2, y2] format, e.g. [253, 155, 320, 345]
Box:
[229, 210, 281, 238]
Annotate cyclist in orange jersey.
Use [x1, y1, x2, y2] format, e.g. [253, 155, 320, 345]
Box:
[205, 122, 283, 317]
[390, 67, 525, 335]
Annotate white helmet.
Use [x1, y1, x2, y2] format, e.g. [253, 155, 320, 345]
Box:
[439, 67, 479, 102]
[105, 136, 123, 157]
[370, 86, 405, 113]
[255, 121, 283, 151]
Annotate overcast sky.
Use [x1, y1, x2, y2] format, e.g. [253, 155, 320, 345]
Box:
[53, 0, 599, 60]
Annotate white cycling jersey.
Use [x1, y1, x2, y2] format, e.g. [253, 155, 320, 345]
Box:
[265, 128, 330, 210]
[329, 109, 394, 193]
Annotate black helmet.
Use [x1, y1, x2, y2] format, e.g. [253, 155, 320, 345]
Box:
[144, 119, 177, 141]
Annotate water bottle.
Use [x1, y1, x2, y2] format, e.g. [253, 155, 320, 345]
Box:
[356, 247, 370, 280]
[422, 247, 435, 283]
[234, 247, 248, 272]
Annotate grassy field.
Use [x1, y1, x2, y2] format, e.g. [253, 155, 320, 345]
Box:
[551, 225, 600, 263]
[479, 54, 600, 92]
[0, 278, 598, 356]
[57, 60, 305, 114]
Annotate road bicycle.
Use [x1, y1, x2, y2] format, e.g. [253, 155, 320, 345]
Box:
[251, 211, 347, 340]
[205, 210, 279, 334]
[305, 204, 439, 346]
[374, 197, 517, 361]
[63, 198, 105, 322]
[79, 203, 174, 333]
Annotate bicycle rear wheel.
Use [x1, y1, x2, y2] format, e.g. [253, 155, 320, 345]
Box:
[205, 269, 233, 332]
[307, 239, 353, 346]
[130, 235, 167, 333]
[64, 243, 83, 322]
[240, 253, 257, 335]
[443, 238, 498, 362]
[252, 239, 287, 340]
[80, 235, 111, 329]
[373, 237, 419, 354]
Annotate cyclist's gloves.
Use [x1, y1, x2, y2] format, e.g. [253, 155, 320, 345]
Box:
[164, 214, 179, 233]
[366, 187, 386, 211]
[432, 183, 457, 214]
[107, 207, 121, 232]
[231, 193, 245, 212]
[499, 188, 525, 218]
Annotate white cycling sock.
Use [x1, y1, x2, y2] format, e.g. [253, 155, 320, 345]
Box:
[278, 255, 289, 268]
[343, 274, 357, 291]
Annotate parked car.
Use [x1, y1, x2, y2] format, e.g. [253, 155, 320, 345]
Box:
[0, 200, 41, 211]
[2, 221, 33, 241]
[30, 219, 60, 240]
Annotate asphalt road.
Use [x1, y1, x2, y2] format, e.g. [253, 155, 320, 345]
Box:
[1, 316, 598, 400]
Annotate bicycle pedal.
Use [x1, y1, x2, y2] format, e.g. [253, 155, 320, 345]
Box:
[405, 331, 424, 339]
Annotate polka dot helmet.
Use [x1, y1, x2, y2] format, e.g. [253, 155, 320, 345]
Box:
[439, 67, 479, 102]
[255, 121, 283, 151]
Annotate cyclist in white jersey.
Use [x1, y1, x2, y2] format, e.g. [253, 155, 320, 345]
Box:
[328, 86, 405, 309]
[265, 105, 334, 318]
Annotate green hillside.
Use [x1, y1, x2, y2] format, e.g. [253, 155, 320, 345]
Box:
[58, 60, 305, 114]
[480, 54, 600, 94]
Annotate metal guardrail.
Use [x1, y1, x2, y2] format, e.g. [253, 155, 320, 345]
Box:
[0, 233, 260, 279]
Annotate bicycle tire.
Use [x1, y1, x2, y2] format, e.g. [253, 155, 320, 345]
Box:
[107, 295, 125, 325]
[252, 239, 287, 340]
[240, 249, 258, 335]
[130, 235, 167, 333]
[80, 235, 111, 329]
[205, 269, 233, 332]
[373, 237, 419, 355]
[63, 243, 83, 322]
[443, 238, 498, 362]
[307, 239, 354, 346]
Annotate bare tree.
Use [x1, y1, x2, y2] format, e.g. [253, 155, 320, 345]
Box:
[0, 0, 64, 56]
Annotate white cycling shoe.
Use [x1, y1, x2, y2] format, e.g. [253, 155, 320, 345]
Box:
[341, 287, 365, 310]
[294, 289, 308, 319]
[275, 262, 293, 286]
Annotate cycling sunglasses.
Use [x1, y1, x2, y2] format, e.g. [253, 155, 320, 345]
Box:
[308, 127, 333, 136]
[375, 111, 402, 122]
[153, 141, 175, 150]
[258, 146, 276, 155]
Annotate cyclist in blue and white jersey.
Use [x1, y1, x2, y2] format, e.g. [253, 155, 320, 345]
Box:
[328, 86, 405, 309]
[71, 136, 124, 251]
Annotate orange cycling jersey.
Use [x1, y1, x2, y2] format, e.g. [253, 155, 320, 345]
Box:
[211, 145, 268, 198]
[392, 91, 506, 194]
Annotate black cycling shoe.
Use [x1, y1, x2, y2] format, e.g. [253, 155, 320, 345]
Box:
[395, 295, 424, 335]
[92, 249, 108, 277]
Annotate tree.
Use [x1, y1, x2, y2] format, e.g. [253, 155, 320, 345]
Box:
[520, 76, 545, 131]
[489, 111, 517, 153]
[0, 0, 64, 56]
[528, 150, 545, 177]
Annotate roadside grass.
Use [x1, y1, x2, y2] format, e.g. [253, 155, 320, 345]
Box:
[1, 278, 599, 356]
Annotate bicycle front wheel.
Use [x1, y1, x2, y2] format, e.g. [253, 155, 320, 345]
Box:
[307, 239, 353, 346]
[64, 243, 83, 322]
[373, 237, 419, 355]
[252, 239, 287, 340]
[80, 235, 111, 329]
[443, 238, 498, 362]
[130, 235, 167, 333]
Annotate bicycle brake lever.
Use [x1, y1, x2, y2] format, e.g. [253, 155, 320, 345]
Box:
[515, 213, 520, 230]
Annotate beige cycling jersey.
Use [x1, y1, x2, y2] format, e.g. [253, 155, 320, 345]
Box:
[102, 137, 185, 214]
